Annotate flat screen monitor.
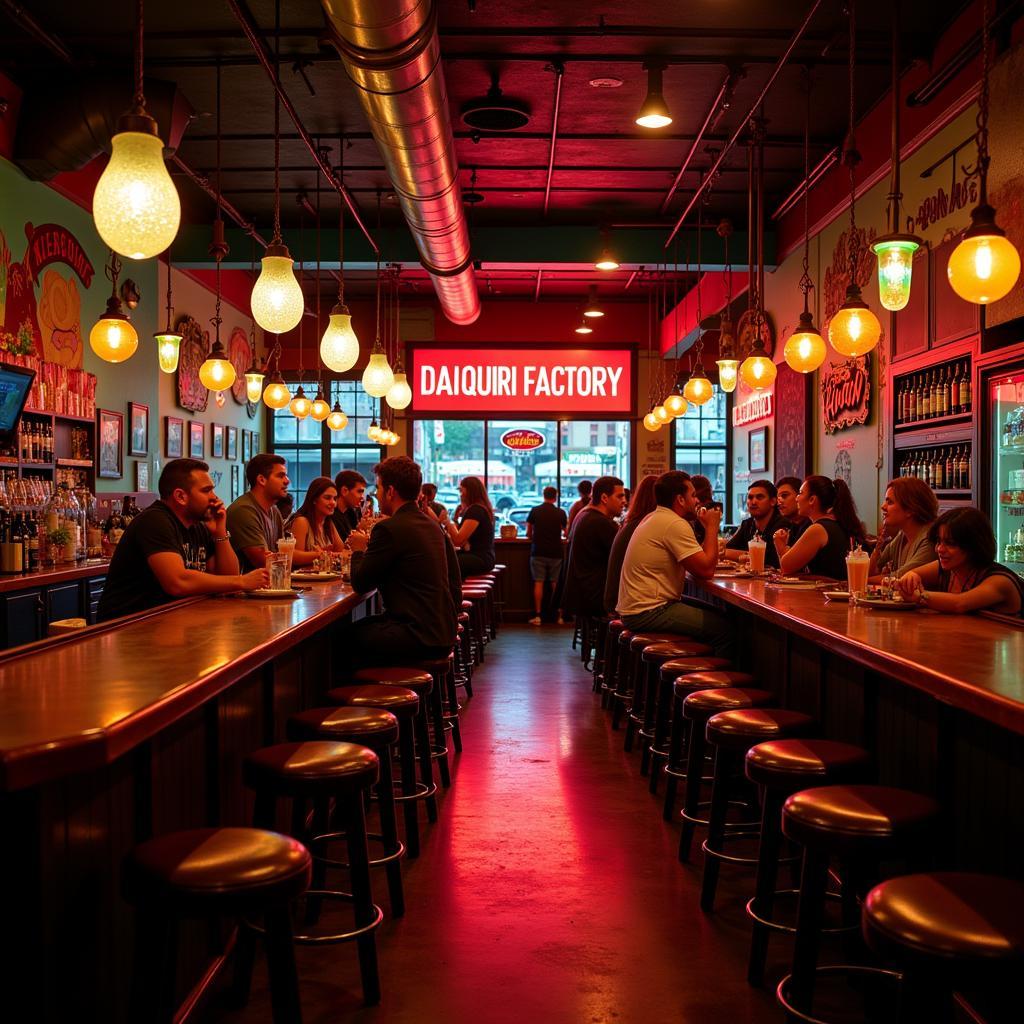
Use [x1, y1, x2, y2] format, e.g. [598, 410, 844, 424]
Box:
[0, 362, 36, 437]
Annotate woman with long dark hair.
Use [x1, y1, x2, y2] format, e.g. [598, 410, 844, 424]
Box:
[439, 475, 496, 576]
[772, 475, 866, 579]
[897, 507, 1023, 616]
[604, 474, 658, 614]
[286, 476, 346, 554]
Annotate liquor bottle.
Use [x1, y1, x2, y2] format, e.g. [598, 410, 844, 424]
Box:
[950, 363, 960, 415]
[896, 379, 905, 423]
[934, 448, 945, 489]
[939, 366, 950, 417]
[907, 377, 917, 421]
[11, 514, 24, 574]
[961, 363, 971, 411]
[964, 446, 972, 489]
[930, 370, 939, 418]
[945, 447, 955, 488]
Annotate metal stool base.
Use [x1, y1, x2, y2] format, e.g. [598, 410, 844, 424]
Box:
[775, 964, 902, 1024]
[245, 890, 384, 945]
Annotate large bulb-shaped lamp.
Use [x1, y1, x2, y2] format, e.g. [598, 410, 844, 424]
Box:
[251, 242, 304, 334]
[386, 371, 412, 410]
[947, 205, 1021, 305]
[320, 302, 360, 371]
[828, 284, 882, 357]
[362, 349, 395, 398]
[783, 310, 827, 373]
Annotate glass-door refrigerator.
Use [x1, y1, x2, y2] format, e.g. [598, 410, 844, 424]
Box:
[988, 365, 1024, 578]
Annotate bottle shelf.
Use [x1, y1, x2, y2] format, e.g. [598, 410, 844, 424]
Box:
[935, 489, 972, 498]
[895, 411, 973, 432]
[56, 459, 93, 468]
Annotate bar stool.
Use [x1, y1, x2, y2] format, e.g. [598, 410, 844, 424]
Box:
[462, 588, 491, 659]
[610, 628, 635, 730]
[243, 740, 384, 1006]
[745, 739, 872, 986]
[776, 785, 941, 1021]
[599, 619, 626, 708]
[591, 615, 613, 693]
[463, 579, 496, 639]
[326, 684, 432, 858]
[622, 632, 698, 753]
[491, 563, 507, 624]
[454, 618, 474, 698]
[461, 599, 484, 665]
[124, 827, 311, 1024]
[678, 688, 775, 863]
[863, 872, 1024, 1023]
[288, 706, 405, 917]
[661, 670, 756, 820]
[415, 653, 461, 764]
[699, 708, 817, 912]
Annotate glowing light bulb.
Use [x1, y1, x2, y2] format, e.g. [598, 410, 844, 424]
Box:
[90, 311, 139, 363]
[664, 392, 688, 417]
[250, 245, 304, 334]
[386, 372, 412, 410]
[362, 351, 394, 398]
[948, 231, 1021, 305]
[642, 411, 661, 432]
[783, 313, 827, 373]
[245, 369, 265, 404]
[263, 375, 291, 410]
[198, 342, 237, 392]
[683, 374, 713, 405]
[653, 404, 671, 424]
[93, 129, 181, 260]
[289, 386, 311, 419]
[574, 321, 593, 335]
[327, 404, 349, 431]
[716, 359, 739, 393]
[368, 421, 382, 442]
[154, 331, 182, 374]
[828, 289, 882, 357]
[739, 352, 777, 390]
[310, 391, 331, 422]
[320, 303, 360, 371]
[871, 237, 920, 311]
[595, 248, 619, 271]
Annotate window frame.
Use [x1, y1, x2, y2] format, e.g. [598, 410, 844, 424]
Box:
[671, 390, 732, 513]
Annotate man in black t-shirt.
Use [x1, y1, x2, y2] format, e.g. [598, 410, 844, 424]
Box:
[723, 478, 788, 569]
[562, 476, 625, 619]
[526, 486, 568, 624]
[331, 469, 368, 542]
[97, 459, 268, 621]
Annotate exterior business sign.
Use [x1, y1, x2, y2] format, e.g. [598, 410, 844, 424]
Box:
[500, 428, 546, 452]
[408, 345, 634, 416]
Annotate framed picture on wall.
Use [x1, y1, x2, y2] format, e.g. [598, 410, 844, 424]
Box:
[749, 427, 768, 474]
[165, 416, 184, 459]
[226, 425, 238, 460]
[189, 420, 204, 459]
[135, 460, 150, 492]
[253, 431, 261, 455]
[128, 402, 149, 456]
[211, 423, 225, 459]
[97, 409, 123, 479]
[231, 463, 241, 501]
[242, 429, 251, 463]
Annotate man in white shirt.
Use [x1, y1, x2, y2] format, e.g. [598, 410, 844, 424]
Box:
[617, 470, 731, 655]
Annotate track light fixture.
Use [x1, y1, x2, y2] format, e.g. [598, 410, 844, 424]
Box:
[635, 61, 672, 129]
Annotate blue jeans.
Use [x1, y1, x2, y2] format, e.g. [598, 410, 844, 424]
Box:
[622, 599, 734, 660]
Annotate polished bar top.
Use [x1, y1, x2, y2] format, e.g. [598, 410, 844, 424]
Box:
[699, 577, 1024, 735]
[0, 581, 369, 792]
[0, 558, 109, 593]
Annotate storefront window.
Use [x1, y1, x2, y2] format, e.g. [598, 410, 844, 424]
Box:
[486, 420, 557, 518]
[673, 391, 729, 508]
[412, 420, 485, 515]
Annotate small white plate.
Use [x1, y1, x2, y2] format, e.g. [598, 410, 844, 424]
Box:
[245, 589, 300, 599]
[823, 590, 851, 601]
[290, 571, 342, 582]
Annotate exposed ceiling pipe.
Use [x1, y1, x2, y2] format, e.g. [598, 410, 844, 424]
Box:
[170, 154, 267, 245]
[0, 0, 74, 63]
[225, 0, 378, 258]
[543, 63, 564, 217]
[321, 0, 481, 325]
[664, 0, 826, 248]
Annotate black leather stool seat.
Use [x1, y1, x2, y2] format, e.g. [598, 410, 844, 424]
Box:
[684, 686, 774, 718]
[746, 739, 871, 789]
[642, 640, 714, 663]
[656, 655, 731, 677]
[415, 655, 453, 673]
[630, 631, 692, 652]
[673, 669, 756, 691]
[244, 741, 379, 797]
[328, 684, 420, 719]
[125, 827, 311, 915]
[353, 667, 434, 693]
[863, 873, 1024, 963]
[289, 707, 399, 750]
[783, 784, 940, 853]
[707, 708, 815, 750]
[608, 619, 626, 634]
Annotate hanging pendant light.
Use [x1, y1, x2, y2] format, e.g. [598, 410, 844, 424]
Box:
[263, 360, 291, 409]
[715, 221, 739, 393]
[320, 149, 361, 370]
[154, 248, 182, 373]
[635, 61, 672, 129]
[653, 404, 672, 424]
[574, 320, 594, 335]
[90, 252, 139, 363]
[310, 385, 331, 422]
[683, 367, 714, 405]
[362, 258, 394, 397]
[739, 338, 778, 390]
[785, 69, 828, 375]
[289, 384, 311, 419]
[642, 409, 662, 432]
[682, 211, 714, 406]
[594, 228, 620, 271]
[367, 418, 382, 442]
[664, 391, 689, 417]
[947, 0, 1020, 304]
[327, 401, 349, 431]
[199, 337, 237, 391]
[829, 1, 882, 358]
[583, 285, 604, 318]
[386, 369, 413, 410]
[245, 359, 266, 404]
[93, 0, 180, 260]
[199, 182, 237, 392]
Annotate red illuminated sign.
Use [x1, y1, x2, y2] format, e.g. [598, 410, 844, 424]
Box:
[409, 345, 634, 416]
[500, 428, 546, 451]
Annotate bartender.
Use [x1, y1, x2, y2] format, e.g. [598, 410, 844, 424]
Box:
[97, 459, 268, 621]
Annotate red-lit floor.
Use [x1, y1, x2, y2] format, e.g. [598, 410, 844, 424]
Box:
[221, 625, 780, 1023]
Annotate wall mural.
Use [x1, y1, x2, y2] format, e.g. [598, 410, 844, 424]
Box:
[176, 314, 210, 413]
[773, 363, 811, 479]
[823, 224, 877, 326]
[0, 222, 94, 367]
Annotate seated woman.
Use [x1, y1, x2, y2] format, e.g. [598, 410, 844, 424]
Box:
[868, 477, 938, 583]
[286, 476, 346, 555]
[896, 508, 1024, 616]
[773, 475, 866, 579]
[440, 475, 496, 577]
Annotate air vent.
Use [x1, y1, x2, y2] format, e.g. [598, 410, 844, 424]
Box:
[461, 84, 530, 132]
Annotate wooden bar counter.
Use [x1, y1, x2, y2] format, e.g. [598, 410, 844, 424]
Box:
[0, 580, 373, 1022]
[694, 576, 1024, 879]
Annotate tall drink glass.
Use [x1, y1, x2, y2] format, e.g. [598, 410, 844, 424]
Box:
[266, 552, 290, 591]
[846, 547, 870, 598]
[748, 538, 767, 574]
[276, 532, 296, 573]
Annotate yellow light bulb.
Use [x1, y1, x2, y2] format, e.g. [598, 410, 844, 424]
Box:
[289, 388, 311, 419]
[362, 351, 394, 398]
[653, 404, 671, 424]
[251, 250, 304, 334]
[386, 371, 413, 410]
[93, 130, 181, 259]
[664, 392, 688, 417]
[198, 352, 237, 392]
[642, 411, 661, 432]
[154, 332, 182, 374]
[310, 396, 331, 422]
[368, 423, 382, 442]
[263, 378, 291, 410]
[739, 353, 777, 390]
[320, 306, 360, 371]
[783, 319, 827, 374]
[90, 315, 139, 363]
[327, 406, 349, 431]
[828, 298, 882, 357]
[716, 359, 739, 393]
[245, 371, 265, 403]
[947, 232, 1021, 305]
[683, 374, 713, 405]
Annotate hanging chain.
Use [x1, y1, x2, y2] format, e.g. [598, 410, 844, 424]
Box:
[165, 245, 174, 330]
[272, 0, 282, 242]
[210, 59, 223, 347]
[297, 203, 304, 377]
[976, 0, 992, 201]
[374, 252, 382, 349]
[315, 141, 322, 379]
[337, 136, 346, 303]
[846, 0, 860, 284]
[800, 67, 814, 311]
[134, 0, 146, 111]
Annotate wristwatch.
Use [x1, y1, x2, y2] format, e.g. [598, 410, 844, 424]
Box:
[213, 531, 232, 542]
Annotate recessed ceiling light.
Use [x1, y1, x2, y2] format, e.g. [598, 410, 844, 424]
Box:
[589, 77, 624, 89]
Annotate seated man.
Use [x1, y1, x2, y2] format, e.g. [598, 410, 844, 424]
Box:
[97, 458, 268, 621]
[331, 469, 369, 542]
[617, 470, 731, 656]
[561, 475, 625, 621]
[345, 456, 462, 666]
[227, 452, 320, 570]
[723, 479, 788, 568]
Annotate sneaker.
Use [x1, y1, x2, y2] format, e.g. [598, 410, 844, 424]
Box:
[528, 616, 542, 626]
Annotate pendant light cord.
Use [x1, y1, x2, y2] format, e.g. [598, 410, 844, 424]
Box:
[315, 141, 322, 382]
[800, 67, 814, 315]
[846, 0, 860, 285]
[133, 0, 146, 112]
[337, 136, 346, 305]
[975, 0, 991, 203]
[297, 204, 304, 379]
[165, 244, 174, 331]
[272, 0, 282, 243]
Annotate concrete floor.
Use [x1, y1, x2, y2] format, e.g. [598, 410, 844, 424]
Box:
[220, 625, 782, 1024]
